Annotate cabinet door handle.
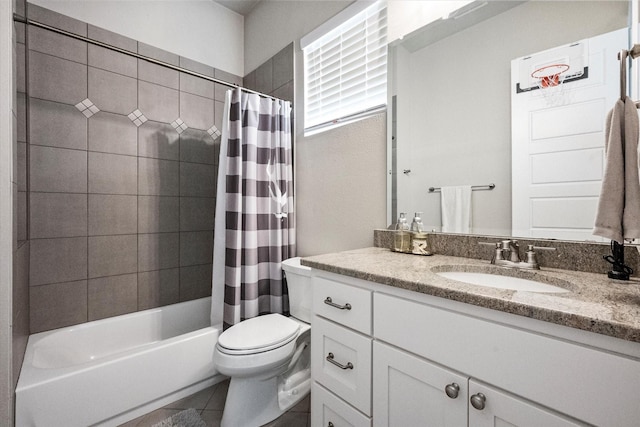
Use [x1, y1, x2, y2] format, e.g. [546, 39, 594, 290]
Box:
[324, 297, 352, 310]
[470, 393, 486, 410]
[445, 383, 460, 399]
[326, 352, 354, 370]
[328, 423, 334, 427]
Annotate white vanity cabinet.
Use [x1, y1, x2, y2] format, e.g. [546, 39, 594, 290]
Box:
[309, 269, 640, 427]
[311, 277, 373, 427]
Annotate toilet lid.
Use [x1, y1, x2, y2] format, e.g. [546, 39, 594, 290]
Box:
[217, 314, 300, 354]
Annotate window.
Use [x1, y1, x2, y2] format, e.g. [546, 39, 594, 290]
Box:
[302, 0, 387, 133]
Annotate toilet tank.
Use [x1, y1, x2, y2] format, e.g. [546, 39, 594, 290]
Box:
[282, 257, 313, 323]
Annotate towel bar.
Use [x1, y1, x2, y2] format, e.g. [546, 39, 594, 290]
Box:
[428, 183, 495, 193]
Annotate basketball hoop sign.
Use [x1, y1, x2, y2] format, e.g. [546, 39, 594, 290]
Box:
[514, 41, 588, 106]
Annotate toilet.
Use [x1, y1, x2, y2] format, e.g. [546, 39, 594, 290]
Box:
[213, 257, 313, 427]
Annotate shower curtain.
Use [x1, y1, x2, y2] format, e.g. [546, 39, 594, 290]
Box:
[212, 88, 295, 329]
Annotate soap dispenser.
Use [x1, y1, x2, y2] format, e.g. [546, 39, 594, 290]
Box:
[410, 212, 432, 256]
[394, 213, 411, 253]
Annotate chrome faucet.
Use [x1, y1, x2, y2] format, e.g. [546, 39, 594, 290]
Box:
[490, 240, 540, 270]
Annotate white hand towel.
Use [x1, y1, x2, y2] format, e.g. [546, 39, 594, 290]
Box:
[593, 97, 640, 243]
[441, 185, 472, 233]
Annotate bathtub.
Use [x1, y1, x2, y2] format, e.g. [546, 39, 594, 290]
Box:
[15, 297, 225, 427]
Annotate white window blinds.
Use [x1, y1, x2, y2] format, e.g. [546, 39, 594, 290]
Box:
[303, 1, 387, 132]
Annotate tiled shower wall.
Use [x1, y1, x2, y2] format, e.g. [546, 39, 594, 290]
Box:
[244, 42, 294, 104]
[25, 4, 243, 333]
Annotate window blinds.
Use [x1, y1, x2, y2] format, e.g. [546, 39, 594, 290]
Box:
[303, 1, 387, 132]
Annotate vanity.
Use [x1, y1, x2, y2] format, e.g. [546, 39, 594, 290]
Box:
[302, 247, 640, 427]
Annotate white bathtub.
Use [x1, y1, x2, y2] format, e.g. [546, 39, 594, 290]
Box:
[16, 297, 224, 427]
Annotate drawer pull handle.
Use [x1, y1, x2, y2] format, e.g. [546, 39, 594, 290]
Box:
[470, 393, 486, 410]
[324, 297, 352, 310]
[445, 383, 460, 399]
[326, 352, 354, 370]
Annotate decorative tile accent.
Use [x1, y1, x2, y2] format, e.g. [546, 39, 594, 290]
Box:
[207, 125, 221, 139]
[170, 118, 188, 134]
[128, 109, 148, 127]
[75, 98, 100, 118]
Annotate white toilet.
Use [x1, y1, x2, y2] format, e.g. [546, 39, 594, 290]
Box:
[213, 257, 313, 427]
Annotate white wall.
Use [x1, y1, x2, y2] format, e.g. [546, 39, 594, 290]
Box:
[29, 0, 244, 75]
[245, 0, 388, 256]
[0, 0, 15, 423]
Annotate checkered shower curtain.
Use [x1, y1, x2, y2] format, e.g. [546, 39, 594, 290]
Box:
[217, 88, 295, 330]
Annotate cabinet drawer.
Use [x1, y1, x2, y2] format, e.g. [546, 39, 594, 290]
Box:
[311, 382, 371, 427]
[312, 316, 372, 415]
[374, 292, 640, 427]
[313, 277, 372, 334]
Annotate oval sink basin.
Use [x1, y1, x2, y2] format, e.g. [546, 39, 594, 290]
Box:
[436, 271, 569, 293]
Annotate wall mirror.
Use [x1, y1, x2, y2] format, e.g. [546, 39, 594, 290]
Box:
[387, 0, 629, 241]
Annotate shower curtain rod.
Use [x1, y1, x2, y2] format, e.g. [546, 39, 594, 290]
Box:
[13, 14, 284, 103]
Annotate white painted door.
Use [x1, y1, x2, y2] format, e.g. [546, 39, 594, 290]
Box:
[372, 341, 468, 427]
[511, 28, 628, 241]
[468, 380, 586, 427]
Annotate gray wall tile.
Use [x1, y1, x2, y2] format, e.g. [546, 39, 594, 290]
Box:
[139, 60, 179, 89]
[138, 42, 179, 65]
[17, 191, 26, 242]
[29, 25, 87, 64]
[30, 145, 87, 193]
[180, 162, 216, 197]
[88, 25, 137, 51]
[272, 81, 294, 103]
[30, 193, 87, 238]
[180, 128, 216, 165]
[138, 233, 179, 271]
[138, 120, 179, 160]
[88, 274, 137, 320]
[89, 152, 137, 195]
[180, 231, 213, 267]
[272, 43, 294, 91]
[30, 98, 87, 150]
[89, 234, 137, 278]
[254, 59, 273, 95]
[242, 69, 257, 93]
[88, 46, 137, 78]
[88, 67, 137, 115]
[138, 196, 179, 233]
[17, 142, 26, 191]
[180, 92, 214, 130]
[215, 68, 242, 101]
[89, 111, 137, 156]
[17, 93, 26, 142]
[180, 197, 215, 231]
[29, 51, 87, 105]
[30, 281, 88, 333]
[138, 268, 180, 310]
[27, 4, 87, 36]
[138, 157, 179, 196]
[179, 264, 213, 302]
[88, 194, 137, 235]
[181, 57, 214, 76]
[30, 237, 87, 286]
[138, 81, 179, 123]
[214, 101, 224, 136]
[16, 42, 25, 93]
[180, 72, 214, 99]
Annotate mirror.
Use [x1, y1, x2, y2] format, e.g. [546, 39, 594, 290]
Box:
[388, 0, 629, 240]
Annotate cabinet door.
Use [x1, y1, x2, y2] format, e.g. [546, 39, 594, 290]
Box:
[373, 342, 468, 427]
[312, 316, 372, 415]
[468, 380, 586, 427]
[311, 382, 371, 427]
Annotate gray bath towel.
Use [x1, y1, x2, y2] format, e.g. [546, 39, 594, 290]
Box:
[593, 96, 640, 243]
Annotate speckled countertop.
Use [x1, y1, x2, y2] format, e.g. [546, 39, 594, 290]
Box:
[301, 247, 640, 343]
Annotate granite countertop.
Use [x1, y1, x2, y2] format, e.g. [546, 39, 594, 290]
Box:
[301, 247, 640, 343]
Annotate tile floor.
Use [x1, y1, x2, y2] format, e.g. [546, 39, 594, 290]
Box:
[119, 379, 311, 427]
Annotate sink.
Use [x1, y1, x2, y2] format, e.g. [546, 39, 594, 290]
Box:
[435, 270, 570, 293]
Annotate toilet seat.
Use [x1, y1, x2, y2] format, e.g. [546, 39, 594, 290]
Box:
[217, 314, 300, 356]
